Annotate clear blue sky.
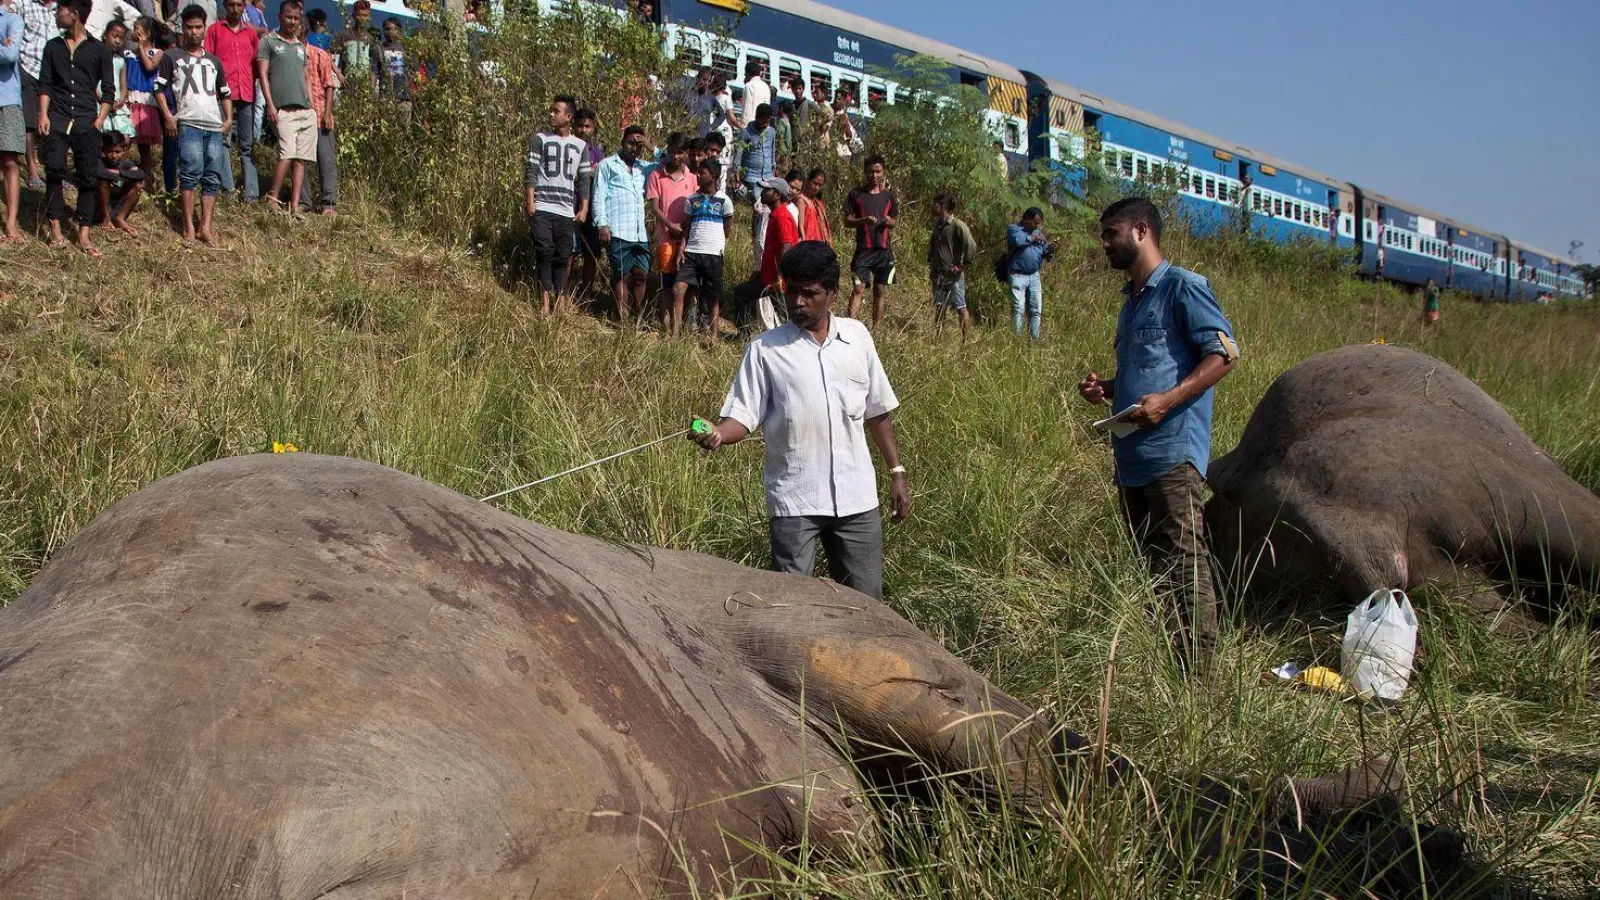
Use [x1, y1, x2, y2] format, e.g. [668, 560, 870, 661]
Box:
[827, 0, 1597, 262]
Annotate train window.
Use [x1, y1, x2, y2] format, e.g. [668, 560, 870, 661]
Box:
[1136, 157, 1148, 180]
[1005, 121, 1022, 151]
[675, 32, 704, 65]
[809, 66, 832, 98]
[1120, 154, 1133, 178]
[1052, 109, 1065, 128]
[778, 58, 802, 95]
[711, 45, 738, 87]
[1272, 197, 1281, 217]
[838, 74, 862, 108]
[867, 82, 888, 108]
[743, 49, 769, 81]
[1311, 209, 1320, 228]
[1191, 173, 1202, 194]
[894, 87, 912, 106]
[1204, 177, 1215, 199]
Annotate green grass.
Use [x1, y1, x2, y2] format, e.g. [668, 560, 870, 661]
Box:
[1, 194, 1596, 897]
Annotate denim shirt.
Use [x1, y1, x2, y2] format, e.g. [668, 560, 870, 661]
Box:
[740, 123, 777, 185]
[1007, 223, 1048, 274]
[1112, 261, 1237, 487]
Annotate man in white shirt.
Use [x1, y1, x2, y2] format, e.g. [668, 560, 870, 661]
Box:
[693, 241, 910, 600]
[740, 58, 768, 125]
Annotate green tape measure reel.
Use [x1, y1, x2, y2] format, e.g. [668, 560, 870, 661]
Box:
[690, 418, 713, 436]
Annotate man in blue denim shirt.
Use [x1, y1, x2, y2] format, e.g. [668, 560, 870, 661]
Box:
[1078, 198, 1238, 667]
[1006, 207, 1051, 340]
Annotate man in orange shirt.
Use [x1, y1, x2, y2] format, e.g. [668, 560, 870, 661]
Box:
[797, 167, 830, 245]
[298, 18, 336, 214]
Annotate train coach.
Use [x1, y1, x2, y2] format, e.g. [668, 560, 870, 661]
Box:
[1021, 73, 1583, 300]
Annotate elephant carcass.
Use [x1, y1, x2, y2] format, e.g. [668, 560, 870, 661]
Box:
[1207, 344, 1600, 612]
[0, 454, 1445, 897]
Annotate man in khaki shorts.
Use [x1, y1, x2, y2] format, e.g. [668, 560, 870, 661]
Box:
[255, 0, 313, 213]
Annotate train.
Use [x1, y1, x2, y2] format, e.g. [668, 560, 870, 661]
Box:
[286, 0, 1586, 300]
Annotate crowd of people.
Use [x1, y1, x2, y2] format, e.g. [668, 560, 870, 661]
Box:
[0, 0, 413, 252]
[523, 58, 1064, 343]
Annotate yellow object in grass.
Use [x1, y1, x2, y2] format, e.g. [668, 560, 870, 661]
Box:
[1297, 665, 1347, 693]
[272, 442, 299, 454]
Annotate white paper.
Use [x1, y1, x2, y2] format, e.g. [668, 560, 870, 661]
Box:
[1091, 404, 1143, 439]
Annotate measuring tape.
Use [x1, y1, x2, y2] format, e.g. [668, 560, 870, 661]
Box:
[480, 419, 714, 503]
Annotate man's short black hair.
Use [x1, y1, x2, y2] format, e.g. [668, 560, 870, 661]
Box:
[778, 99, 793, 114]
[179, 3, 207, 23]
[754, 103, 772, 120]
[101, 129, 130, 150]
[744, 59, 763, 78]
[780, 241, 840, 292]
[552, 94, 578, 115]
[574, 108, 597, 125]
[666, 132, 688, 153]
[699, 158, 722, 179]
[622, 124, 646, 140]
[104, 19, 128, 34]
[934, 192, 956, 211]
[863, 154, 885, 170]
[280, 0, 303, 11]
[307, 8, 326, 25]
[704, 131, 725, 149]
[1022, 206, 1044, 221]
[1100, 197, 1162, 245]
[784, 168, 803, 182]
[62, 0, 92, 19]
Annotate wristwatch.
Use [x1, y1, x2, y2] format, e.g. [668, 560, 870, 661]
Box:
[888, 465, 907, 476]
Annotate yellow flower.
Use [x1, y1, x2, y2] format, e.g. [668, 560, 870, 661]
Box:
[273, 442, 299, 454]
[1369, 337, 1388, 345]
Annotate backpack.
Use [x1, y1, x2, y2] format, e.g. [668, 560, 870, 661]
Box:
[992, 244, 1016, 284]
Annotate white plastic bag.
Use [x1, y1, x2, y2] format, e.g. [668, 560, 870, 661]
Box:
[1341, 589, 1418, 701]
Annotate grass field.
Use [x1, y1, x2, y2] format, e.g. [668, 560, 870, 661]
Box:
[1, 192, 1596, 896]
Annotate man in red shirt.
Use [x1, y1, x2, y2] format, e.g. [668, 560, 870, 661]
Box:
[757, 175, 798, 287]
[204, 0, 259, 201]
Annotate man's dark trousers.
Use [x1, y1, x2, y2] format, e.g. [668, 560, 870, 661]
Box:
[43, 122, 101, 226]
[1118, 462, 1218, 662]
[769, 510, 884, 600]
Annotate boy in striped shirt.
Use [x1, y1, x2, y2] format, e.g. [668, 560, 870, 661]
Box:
[671, 158, 732, 337]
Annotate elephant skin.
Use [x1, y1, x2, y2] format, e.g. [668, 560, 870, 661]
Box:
[1206, 344, 1600, 613]
[0, 454, 1453, 897]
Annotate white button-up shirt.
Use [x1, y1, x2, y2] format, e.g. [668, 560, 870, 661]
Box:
[720, 316, 899, 519]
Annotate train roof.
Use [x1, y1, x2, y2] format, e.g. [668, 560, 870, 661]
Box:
[1076, 89, 1350, 190]
[747, 0, 1027, 83]
[1508, 237, 1571, 263]
[1355, 185, 1503, 241]
[1026, 73, 1087, 102]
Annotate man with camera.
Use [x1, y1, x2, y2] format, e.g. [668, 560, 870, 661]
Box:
[1006, 206, 1052, 340]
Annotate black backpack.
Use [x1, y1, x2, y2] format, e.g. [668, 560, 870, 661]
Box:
[992, 244, 1016, 284]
